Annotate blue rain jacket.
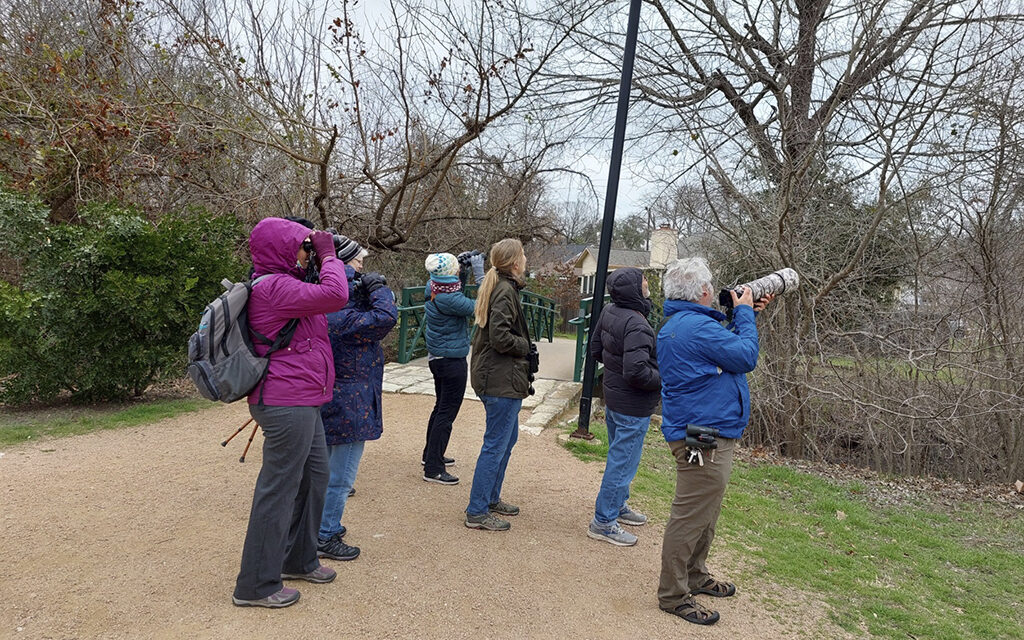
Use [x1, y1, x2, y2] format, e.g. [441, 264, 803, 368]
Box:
[657, 300, 759, 441]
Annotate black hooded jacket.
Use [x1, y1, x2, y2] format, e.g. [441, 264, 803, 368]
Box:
[588, 268, 661, 417]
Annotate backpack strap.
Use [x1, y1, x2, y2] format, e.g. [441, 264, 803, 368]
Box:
[247, 275, 301, 407]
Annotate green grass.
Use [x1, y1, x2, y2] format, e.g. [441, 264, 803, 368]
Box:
[562, 421, 1024, 640]
[0, 397, 211, 447]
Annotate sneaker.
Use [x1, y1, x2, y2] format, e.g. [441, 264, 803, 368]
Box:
[317, 533, 360, 561]
[587, 519, 638, 547]
[348, 487, 356, 497]
[281, 565, 337, 584]
[421, 456, 456, 466]
[488, 500, 520, 516]
[617, 504, 648, 526]
[423, 471, 459, 485]
[465, 513, 511, 531]
[232, 586, 300, 608]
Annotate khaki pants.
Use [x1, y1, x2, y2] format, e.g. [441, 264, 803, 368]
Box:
[657, 436, 736, 610]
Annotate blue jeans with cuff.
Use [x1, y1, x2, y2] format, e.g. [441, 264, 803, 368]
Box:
[594, 408, 651, 524]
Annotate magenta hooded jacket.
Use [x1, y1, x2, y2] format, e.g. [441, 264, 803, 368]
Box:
[246, 217, 349, 407]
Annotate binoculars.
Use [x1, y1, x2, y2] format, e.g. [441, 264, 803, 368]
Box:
[457, 249, 484, 267]
[685, 424, 719, 450]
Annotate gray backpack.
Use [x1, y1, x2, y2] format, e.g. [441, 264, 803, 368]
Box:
[186, 276, 297, 403]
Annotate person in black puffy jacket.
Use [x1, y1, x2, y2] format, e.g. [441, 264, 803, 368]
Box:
[586, 267, 661, 547]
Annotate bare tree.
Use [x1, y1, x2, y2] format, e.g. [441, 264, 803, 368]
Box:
[552, 0, 1024, 476]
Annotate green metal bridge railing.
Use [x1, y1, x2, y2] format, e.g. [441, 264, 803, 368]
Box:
[568, 294, 609, 383]
[396, 285, 557, 364]
[569, 294, 663, 382]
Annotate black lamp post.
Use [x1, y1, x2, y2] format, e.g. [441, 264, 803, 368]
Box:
[572, 0, 642, 439]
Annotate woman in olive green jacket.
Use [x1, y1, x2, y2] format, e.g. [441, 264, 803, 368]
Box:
[464, 238, 534, 531]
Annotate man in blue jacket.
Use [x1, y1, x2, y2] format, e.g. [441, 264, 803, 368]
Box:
[656, 257, 773, 626]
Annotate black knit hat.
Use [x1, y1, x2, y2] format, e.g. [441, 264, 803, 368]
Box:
[333, 234, 364, 263]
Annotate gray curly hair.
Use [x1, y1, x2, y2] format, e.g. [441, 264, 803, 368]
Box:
[663, 257, 713, 302]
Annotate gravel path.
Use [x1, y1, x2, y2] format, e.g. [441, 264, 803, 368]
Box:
[1, 394, 844, 639]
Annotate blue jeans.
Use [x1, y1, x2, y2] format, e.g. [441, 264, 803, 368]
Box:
[594, 409, 651, 524]
[318, 440, 366, 539]
[466, 395, 522, 516]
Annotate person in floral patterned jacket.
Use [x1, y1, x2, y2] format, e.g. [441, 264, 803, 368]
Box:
[316, 238, 397, 562]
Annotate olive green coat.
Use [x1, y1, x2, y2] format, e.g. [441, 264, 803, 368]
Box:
[470, 274, 532, 399]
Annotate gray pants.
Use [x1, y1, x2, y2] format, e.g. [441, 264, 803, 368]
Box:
[657, 436, 736, 610]
[233, 405, 329, 601]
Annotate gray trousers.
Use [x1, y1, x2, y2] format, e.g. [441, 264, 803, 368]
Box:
[657, 436, 736, 610]
[233, 405, 329, 600]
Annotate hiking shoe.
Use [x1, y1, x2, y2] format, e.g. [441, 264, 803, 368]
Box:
[489, 500, 520, 516]
[232, 586, 300, 608]
[587, 519, 638, 547]
[282, 565, 337, 584]
[424, 471, 459, 485]
[617, 504, 648, 526]
[317, 533, 360, 561]
[465, 513, 511, 531]
[421, 456, 456, 466]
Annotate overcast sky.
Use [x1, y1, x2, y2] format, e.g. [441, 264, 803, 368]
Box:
[353, 0, 651, 220]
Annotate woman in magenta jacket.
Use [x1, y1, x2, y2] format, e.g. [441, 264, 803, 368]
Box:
[232, 217, 349, 609]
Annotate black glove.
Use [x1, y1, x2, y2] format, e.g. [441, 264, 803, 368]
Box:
[360, 272, 387, 295]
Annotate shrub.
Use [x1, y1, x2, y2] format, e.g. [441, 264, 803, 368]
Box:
[0, 188, 246, 403]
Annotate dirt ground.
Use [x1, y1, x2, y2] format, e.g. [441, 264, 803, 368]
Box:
[0, 394, 849, 639]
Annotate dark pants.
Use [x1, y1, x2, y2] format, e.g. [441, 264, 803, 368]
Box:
[234, 405, 329, 601]
[422, 357, 467, 476]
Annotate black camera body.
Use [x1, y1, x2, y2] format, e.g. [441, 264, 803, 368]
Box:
[685, 424, 720, 450]
[526, 343, 540, 395]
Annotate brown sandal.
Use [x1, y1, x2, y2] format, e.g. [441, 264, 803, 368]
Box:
[661, 598, 720, 625]
[692, 577, 736, 598]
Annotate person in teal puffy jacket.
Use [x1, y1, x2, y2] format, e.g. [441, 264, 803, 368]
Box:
[420, 251, 484, 484]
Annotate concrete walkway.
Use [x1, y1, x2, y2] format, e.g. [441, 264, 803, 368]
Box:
[384, 338, 582, 434]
